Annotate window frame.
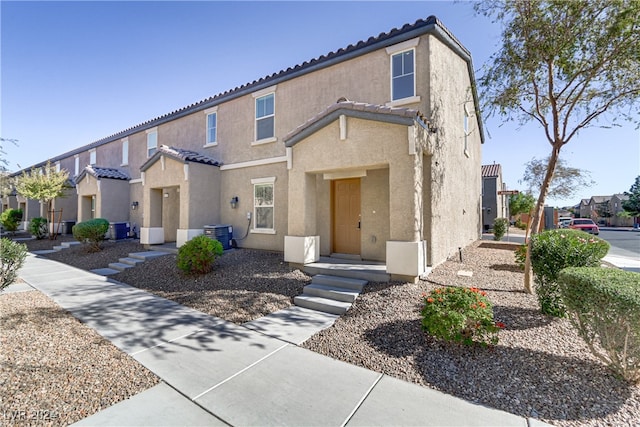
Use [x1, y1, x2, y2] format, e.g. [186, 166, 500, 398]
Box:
[251, 177, 276, 234]
[89, 148, 96, 165]
[74, 155, 79, 176]
[121, 138, 129, 165]
[146, 128, 158, 158]
[204, 107, 218, 147]
[390, 48, 416, 102]
[252, 87, 277, 145]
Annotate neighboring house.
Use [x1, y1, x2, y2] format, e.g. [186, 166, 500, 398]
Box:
[578, 198, 591, 218]
[9, 16, 485, 280]
[481, 164, 505, 231]
[609, 193, 634, 227]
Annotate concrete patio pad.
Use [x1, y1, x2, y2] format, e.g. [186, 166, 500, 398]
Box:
[132, 322, 289, 399]
[347, 374, 529, 426]
[242, 305, 339, 345]
[71, 382, 226, 426]
[195, 344, 381, 426]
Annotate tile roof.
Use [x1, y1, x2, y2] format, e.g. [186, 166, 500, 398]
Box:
[590, 195, 612, 204]
[481, 164, 501, 178]
[140, 145, 221, 172]
[284, 100, 431, 146]
[15, 14, 484, 173]
[78, 165, 130, 182]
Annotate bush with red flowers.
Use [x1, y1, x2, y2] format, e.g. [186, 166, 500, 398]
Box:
[421, 287, 504, 347]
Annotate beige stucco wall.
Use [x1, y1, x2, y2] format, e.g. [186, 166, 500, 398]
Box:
[141, 156, 221, 242]
[76, 174, 129, 223]
[128, 182, 144, 236]
[219, 162, 288, 251]
[51, 187, 78, 221]
[423, 34, 482, 266]
[16, 195, 41, 220]
[288, 117, 420, 261]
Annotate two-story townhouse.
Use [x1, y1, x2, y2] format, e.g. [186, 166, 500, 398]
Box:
[609, 193, 633, 227]
[12, 16, 484, 281]
[578, 198, 591, 218]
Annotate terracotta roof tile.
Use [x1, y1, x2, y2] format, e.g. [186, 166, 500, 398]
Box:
[481, 164, 501, 177]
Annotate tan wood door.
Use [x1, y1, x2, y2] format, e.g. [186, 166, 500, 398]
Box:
[333, 178, 361, 254]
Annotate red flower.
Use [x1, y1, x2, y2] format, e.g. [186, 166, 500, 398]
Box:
[496, 322, 506, 329]
[479, 302, 487, 308]
[426, 297, 435, 303]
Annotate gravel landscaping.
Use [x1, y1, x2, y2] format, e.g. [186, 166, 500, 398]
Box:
[0, 287, 159, 426]
[6, 232, 640, 426]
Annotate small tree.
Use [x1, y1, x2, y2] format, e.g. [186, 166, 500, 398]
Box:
[622, 176, 640, 225]
[521, 156, 594, 203]
[14, 161, 70, 236]
[477, 0, 640, 293]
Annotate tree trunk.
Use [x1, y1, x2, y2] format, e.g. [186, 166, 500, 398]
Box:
[523, 144, 562, 293]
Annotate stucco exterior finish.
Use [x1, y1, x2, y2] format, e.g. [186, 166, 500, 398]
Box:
[287, 116, 428, 265]
[422, 34, 482, 266]
[141, 155, 220, 243]
[76, 174, 129, 223]
[219, 162, 288, 251]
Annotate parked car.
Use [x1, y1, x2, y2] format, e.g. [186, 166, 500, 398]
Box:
[558, 217, 573, 228]
[568, 219, 600, 235]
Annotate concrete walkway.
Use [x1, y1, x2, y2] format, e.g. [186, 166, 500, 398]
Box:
[15, 254, 549, 427]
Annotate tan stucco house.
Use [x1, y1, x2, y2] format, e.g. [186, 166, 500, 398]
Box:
[7, 16, 484, 280]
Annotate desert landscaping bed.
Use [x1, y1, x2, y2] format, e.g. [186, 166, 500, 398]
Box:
[6, 234, 640, 426]
[0, 287, 159, 426]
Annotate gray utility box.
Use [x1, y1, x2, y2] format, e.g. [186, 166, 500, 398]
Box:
[203, 225, 233, 250]
[62, 221, 76, 235]
[109, 222, 130, 240]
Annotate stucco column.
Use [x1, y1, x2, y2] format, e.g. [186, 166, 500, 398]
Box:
[388, 152, 423, 242]
[287, 171, 317, 236]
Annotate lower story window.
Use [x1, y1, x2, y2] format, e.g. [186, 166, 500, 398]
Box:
[252, 177, 275, 232]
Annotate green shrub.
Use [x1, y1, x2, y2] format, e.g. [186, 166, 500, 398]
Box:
[492, 217, 509, 241]
[72, 218, 109, 252]
[514, 244, 527, 270]
[0, 209, 23, 233]
[177, 235, 223, 275]
[421, 287, 504, 347]
[558, 267, 640, 384]
[28, 217, 48, 239]
[1, 238, 27, 290]
[530, 229, 609, 317]
[515, 219, 527, 230]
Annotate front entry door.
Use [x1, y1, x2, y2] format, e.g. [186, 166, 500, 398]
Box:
[333, 178, 361, 254]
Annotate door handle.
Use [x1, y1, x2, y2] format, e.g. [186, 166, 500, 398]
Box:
[357, 221, 361, 229]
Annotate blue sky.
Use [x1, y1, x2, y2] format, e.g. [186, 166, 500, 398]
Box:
[2, 1, 639, 207]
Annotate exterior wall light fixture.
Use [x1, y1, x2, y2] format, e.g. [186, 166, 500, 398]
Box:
[131, 201, 139, 210]
[230, 196, 239, 209]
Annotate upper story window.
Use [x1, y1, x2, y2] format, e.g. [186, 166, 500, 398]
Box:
[55, 161, 61, 173]
[89, 149, 96, 165]
[205, 107, 218, 146]
[146, 128, 158, 158]
[255, 92, 275, 142]
[391, 50, 415, 101]
[386, 38, 420, 106]
[74, 156, 79, 176]
[122, 138, 129, 165]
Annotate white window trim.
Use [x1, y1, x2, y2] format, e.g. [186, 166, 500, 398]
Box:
[204, 106, 218, 147]
[387, 39, 419, 104]
[146, 127, 158, 158]
[55, 161, 61, 173]
[121, 137, 129, 166]
[253, 88, 277, 144]
[251, 176, 276, 234]
[74, 155, 79, 176]
[89, 148, 96, 165]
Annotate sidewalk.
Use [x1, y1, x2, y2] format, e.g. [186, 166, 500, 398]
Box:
[17, 254, 549, 426]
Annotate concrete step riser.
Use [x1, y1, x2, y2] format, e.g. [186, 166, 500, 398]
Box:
[294, 296, 351, 315]
[311, 274, 367, 291]
[304, 284, 359, 303]
[119, 257, 144, 266]
[304, 266, 389, 283]
[108, 263, 133, 272]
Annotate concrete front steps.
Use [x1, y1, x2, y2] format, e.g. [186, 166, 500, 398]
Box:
[294, 274, 367, 315]
[93, 251, 171, 276]
[32, 240, 82, 255]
